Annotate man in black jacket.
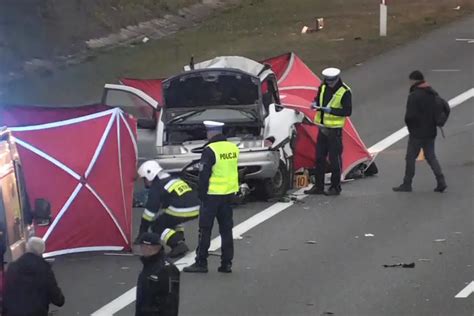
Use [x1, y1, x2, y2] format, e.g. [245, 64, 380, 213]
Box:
[393, 70, 447, 192]
[136, 232, 180, 316]
[4, 237, 65, 316]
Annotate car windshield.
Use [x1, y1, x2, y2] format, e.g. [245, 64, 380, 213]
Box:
[168, 109, 256, 124]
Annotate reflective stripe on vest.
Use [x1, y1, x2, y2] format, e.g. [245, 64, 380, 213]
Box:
[164, 205, 200, 218]
[207, 141, 239, 195]
[164, 178, 192, 196]
[314, 84, 350, 128]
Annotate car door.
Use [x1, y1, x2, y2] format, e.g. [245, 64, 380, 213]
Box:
[102, 84, 162, 162]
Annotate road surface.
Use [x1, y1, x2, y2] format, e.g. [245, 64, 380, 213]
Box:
[45, 16, 474, 316]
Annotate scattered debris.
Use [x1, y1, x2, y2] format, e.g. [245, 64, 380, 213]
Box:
[322, 312, 335, 315]
[439, 252, 443, 255]
[121, 267, 130, 270]
[354, 36, 362, 41]
[354, 236, 360, 239]
[364, 233, 375, 237]
[453, 5, 461, 10]
[329, 38, 345, 42]
[303, 207, 310, 210]
[305, 240, 318, 244]
[355, 63, 363, 66]
[453, 232, 462, 235]
[433, 239, 447, 242]
[301, 18, 324, 34]
[383, 262, 415, 268]
[142, 37, 150, 43]
[418, 258, 432, 262]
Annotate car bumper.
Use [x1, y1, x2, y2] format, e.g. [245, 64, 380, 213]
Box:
[157, 150, 280, 180]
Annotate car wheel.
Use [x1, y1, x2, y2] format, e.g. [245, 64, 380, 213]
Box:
[257, 161, 289, 200]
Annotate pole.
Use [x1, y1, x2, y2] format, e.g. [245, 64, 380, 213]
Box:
[380, 0, 387, 37]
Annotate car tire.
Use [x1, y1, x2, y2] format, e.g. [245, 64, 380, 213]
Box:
[257, 161, 289, 200]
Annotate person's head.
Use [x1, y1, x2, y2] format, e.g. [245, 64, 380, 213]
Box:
[409, 70, 424, 86]
[137, 160, 168, 188]
[138, 232, 163, 257]
[203, 120, 225, 140]
[322, 67, 341, 88]
[26, 237, 46, 257]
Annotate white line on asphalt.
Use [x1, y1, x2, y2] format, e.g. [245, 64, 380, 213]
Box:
[92, 191, 305, 315]
[431, 69, 461, 72]
[455, 281, 474, 298]
[94, 88, 474, 315]
[368, 88, 474, 154]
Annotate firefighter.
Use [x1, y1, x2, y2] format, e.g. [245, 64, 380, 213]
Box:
[305, 67, 352, 196]
[183, 121, 239, 273]
[136, 232, 180, 316]
[136, 160, 200, 258]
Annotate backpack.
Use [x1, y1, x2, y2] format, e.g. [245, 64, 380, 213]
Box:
[434, 94, 450, 127]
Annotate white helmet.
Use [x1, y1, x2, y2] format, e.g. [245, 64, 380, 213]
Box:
[138, 160, 163, 182]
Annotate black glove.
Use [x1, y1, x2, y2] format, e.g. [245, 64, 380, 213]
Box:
[134, 218, 151, 244]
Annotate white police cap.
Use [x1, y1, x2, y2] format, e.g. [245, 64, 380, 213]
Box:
[203, 120, 225, 129]
[322, 67, 341, 79]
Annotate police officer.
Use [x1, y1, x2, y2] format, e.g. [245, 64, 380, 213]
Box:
[305, 68, 352, 196]
[136, 232, 180, 316]
[136, 160, 200, 258]
[183, 121, 239, 273]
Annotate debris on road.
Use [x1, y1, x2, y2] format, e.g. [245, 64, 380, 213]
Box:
[354, 236, 360, 239]
[453, 232, 462, 235]
[120, 267, 130, 270]
[322, 312, 335, 315]
[364, 233, 375, 237]
[383, 262, 415, 268]
[305, 240, 318, 244]
[418, 258, 432, 262]
[453, 5, 461, 10]
[301, 18, 324, 34]
[433, 239, 447, 242]
[329, 38, 345, 42]
[142, 36, 150, 43]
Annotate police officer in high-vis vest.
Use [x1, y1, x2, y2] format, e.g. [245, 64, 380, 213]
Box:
[184, 121, 239, 273]
[305, 68, 352, 196]
[136, 160, 200, 258]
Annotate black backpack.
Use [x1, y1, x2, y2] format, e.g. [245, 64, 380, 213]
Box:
[434, 94, 450, 127]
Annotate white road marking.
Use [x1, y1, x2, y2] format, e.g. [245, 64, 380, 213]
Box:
[94, 87, 474, 315]
[431, 69, 461, 72]
[368, 88, 474, 154]
[455, 281, 474, 298]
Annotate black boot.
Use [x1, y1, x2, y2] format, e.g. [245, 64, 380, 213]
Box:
[325, 186, 341, 196]
[168, 241, 189, 258]
[217, 263, 232, 273]
[304, 186, 325, 195]
[183, 262, 208, 273]
[392, 183, 412, 192]
[434, 178, 447, 193]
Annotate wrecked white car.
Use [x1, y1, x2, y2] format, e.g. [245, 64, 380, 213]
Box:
[103, 56, 304, 198]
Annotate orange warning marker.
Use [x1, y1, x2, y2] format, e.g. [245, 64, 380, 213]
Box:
[417, 149, 425, 161]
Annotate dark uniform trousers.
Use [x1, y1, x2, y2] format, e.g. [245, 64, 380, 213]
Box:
[151, 213, 197, 247]
[315, 128, 343, 190]
[196, 195, 234, 266]
[403, 137, 444, 185]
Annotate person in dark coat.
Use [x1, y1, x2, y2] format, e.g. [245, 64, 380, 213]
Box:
[393, 70, 447, 192]
[136, 232, 180, 316]
[3, 237, 65, 316]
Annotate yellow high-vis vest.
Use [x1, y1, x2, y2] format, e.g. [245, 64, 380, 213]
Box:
[314, 84, 350, 128]
[207, 141, 239, 195]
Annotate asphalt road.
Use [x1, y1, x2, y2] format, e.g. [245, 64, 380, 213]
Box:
[45, 16, 474, 316]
